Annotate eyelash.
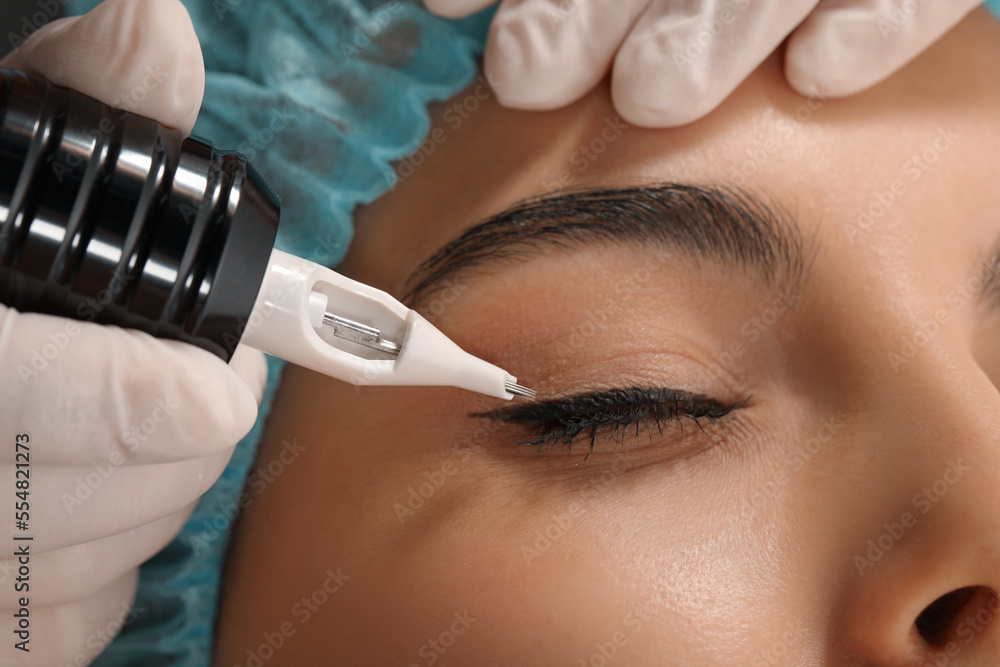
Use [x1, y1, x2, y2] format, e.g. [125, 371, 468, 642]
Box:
[474, 387, 748, 458]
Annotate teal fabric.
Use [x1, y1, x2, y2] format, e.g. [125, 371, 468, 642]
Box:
[990, 0, 1000, 18]
[62, 0, 492, 664]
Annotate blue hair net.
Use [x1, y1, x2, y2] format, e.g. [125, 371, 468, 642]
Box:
[59, 0, 492, 664]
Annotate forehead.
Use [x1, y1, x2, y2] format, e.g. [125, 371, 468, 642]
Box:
[346, 13, 1000, 295]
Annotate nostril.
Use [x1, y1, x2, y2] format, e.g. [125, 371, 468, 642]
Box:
[915, 586, 982, 646]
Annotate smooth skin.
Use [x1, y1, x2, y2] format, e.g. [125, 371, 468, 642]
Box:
[215, 9, 1000, 666]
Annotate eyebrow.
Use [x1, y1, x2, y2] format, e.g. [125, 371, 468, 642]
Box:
[978, 241, 1000, 308]
[401, 184, 811, 305]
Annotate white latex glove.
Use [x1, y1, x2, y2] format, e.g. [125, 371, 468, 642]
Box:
[0, 0, 267, 664]
[425, 0, 983, 127]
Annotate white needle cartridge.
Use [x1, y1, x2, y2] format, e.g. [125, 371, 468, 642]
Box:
[240, 250, 535, 401]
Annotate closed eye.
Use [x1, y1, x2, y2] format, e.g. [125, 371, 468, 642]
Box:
[471, 387, 749, 459]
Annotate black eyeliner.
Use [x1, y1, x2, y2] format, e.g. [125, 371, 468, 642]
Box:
[471, 387, 748, 458]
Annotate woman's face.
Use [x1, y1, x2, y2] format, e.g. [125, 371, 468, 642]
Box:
[216, 10, 1000, 665]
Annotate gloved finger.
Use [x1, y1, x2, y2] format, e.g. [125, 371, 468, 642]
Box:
[17, 570, 138, 666]
[0, 447, 233, 552]
[0, 504, 192, 607]
[0, 306, 259, 465]
[424, 0, 497, 19]
[484, 0, 652, 110]
[0, 0, 205, 133]
[785, 0, 982, 97]
[611, 0, 821, 128]
[229, 344, 269, 404]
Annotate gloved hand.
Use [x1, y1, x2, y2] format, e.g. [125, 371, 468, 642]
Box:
[425, 0, 983, 127]
[0, 0, 267, 663]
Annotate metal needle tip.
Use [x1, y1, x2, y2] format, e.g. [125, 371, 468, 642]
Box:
[504, 380, 536, 401]
[322, 312, 401, 356]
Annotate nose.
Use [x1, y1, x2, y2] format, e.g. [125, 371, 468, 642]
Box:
[840, 347, 1000, 665]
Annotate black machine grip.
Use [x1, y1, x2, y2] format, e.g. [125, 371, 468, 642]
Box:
[0, 67, 280, 361]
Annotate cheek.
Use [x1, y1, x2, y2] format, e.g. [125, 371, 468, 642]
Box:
[235, 368, 831, 664]
[324, 402, 808, 663]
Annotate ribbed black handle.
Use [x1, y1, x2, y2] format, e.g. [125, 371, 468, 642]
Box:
[0, 67, 280, 361]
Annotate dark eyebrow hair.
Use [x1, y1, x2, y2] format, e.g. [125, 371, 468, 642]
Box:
[401, 184, 811, 305]
[979, 241, 1000, 308]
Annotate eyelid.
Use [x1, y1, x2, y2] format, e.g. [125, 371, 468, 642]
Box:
[471, 386, 749, 458]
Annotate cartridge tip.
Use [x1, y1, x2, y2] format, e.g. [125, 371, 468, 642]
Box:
[504, 379, 536, 401]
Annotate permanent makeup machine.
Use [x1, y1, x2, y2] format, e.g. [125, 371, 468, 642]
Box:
[0, 68, 534, 400]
